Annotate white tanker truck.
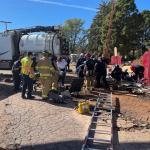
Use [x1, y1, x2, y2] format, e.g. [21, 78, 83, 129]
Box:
[0, 26, 69, 69]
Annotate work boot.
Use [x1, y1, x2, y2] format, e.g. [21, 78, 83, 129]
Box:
[27, 95, 35, 99]
[22, 95, 26, 99]
[42, 97, 48, 101]
[14, 89, 18, 93]
[59, 101, 67, 104]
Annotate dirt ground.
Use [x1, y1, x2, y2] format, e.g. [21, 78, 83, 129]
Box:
[70, 64, 150, 150]
[112, 94, 150, 150]
[0, 67, 150, 150]
[0, 80, 91, 150]
[112, 94, 150, 123]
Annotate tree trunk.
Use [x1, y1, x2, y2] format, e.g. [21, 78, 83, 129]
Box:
[103, 0, 116, 59]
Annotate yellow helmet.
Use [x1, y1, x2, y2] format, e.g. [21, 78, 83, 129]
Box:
[42, 50, 51, 57]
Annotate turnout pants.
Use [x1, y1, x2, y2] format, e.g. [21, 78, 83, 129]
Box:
[51, 72, 58, 90]
[86, 76, 94, 90]
[40, 77, 52, 98]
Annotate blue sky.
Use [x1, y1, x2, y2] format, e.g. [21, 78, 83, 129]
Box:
[0, 0, 149, 31]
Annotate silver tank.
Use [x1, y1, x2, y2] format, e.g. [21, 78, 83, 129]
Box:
[19, 32, 60, 55]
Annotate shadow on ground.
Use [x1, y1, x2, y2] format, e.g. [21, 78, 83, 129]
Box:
[113, 97, 120, 149]
[4, 140, 83, 150]
[2, 140, 150, 150]
[31, 97, 76, 109]
[0, 83, 15, 101]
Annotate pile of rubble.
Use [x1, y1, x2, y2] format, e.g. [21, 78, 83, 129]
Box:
[116, 114, 150, 132]
[107, 77, 150, 96]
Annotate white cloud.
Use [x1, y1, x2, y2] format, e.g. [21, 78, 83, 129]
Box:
[28, 0, 97, 12]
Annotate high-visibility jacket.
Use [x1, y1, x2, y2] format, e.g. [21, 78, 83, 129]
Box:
[21, 56, 33, 75]
[29, 67, 35, 78]
[37, 57, 55, 79]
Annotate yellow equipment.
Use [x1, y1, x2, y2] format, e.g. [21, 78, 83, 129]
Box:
[77, 101, 90, 114]
[21, 56, 33, 75]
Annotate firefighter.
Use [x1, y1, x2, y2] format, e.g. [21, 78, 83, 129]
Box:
[12, 57, 21, 92]
[51, 55, 59, 90]
[84, 53, 95, 90]
[21, 52, 34, 99]
[37, 51, 57, 100]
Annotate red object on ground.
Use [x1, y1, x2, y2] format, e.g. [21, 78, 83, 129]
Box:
[142, 51, 150, 85]
[111, 56, 122, 65]
[130, 66, 135, 72]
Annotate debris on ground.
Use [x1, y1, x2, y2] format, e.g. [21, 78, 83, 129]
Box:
[0, 69, 150, 150]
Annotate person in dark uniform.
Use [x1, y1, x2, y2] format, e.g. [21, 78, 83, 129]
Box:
[111, 65, 122, 82]
[135, 65, 144, 80]
[66, 56, 71, 71]
[122, 69, 129, 80]
[84, 53, 95, 90]
[31, 55, 37, 72]
[91, 54, 98, 64]
[76, 53, 86, 69]
[131, 65, 144, 81]
[12, 58, 22, 92]
[76, 63, 85, 78]
[95, 55, 108, 88]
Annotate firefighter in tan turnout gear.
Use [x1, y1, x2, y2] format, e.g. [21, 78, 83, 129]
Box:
[51, 55, 59, 90]
[37, 51, 58, 100]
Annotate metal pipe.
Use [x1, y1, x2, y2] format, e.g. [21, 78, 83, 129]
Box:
[0, 21, 12, 31]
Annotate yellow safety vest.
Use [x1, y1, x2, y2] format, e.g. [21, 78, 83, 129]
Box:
[21, 56, 33, 75]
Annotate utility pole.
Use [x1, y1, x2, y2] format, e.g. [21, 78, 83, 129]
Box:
[0, 21, 12, 31]
[103, 0, 116, 58]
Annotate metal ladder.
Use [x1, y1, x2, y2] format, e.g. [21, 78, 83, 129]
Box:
[82, 92, 113, 150]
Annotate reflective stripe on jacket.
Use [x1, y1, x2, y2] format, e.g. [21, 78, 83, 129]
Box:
[37, 57, 55, 78]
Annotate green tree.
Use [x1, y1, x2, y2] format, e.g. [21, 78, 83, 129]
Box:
[89, 0, 147, 59]
[88, 1, 111, 53]
[112, 0, 141, 57]
[140, 10, 150, 52]
[62, 18, 87, 53]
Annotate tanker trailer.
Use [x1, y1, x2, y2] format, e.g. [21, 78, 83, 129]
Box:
[0, 31, 19, 69]
[19, 32, 68, 56]
[0, 27, 69, 69]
